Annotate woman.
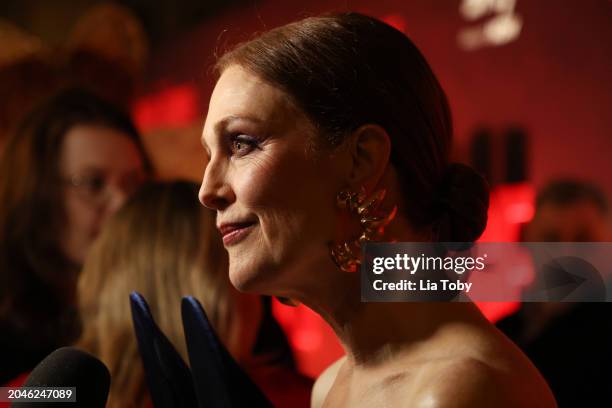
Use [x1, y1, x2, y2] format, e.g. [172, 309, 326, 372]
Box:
[0, 87, 151, 384]
[77, 181, 310, 407]
[198, 13, 557, 407]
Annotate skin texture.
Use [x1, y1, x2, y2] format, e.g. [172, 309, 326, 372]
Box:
[200, 66, 557, 408]
[60, 125, 146, 264]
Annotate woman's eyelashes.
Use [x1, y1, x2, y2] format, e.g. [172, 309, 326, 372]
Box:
[228, 133, 261, 157]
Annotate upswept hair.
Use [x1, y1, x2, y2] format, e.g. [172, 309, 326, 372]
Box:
[216, 13, 488, 242]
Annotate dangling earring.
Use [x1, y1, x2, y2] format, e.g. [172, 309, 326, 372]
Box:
[330, 187, 397, 272]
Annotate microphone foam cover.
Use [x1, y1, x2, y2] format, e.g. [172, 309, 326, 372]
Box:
[13, 347, 110, 408]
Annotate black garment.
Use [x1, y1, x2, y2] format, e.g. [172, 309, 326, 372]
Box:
[497, 303, 612, 407]
[0, 300, 79, 385]
[0, 247, 80, 385]
[252, 296, 298, 368]
[0, 324, 53, 385]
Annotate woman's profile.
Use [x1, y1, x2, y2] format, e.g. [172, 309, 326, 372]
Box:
[198, 13, 556, 407]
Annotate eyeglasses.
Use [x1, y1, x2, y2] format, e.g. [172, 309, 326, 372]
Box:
[63, 171, 147, 206]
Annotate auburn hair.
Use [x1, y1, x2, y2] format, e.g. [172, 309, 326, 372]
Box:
[216, 13, 488, 242]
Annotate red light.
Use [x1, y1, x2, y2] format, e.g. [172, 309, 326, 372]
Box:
[132, 84, 199, 131]
[272, 299, 343, 378]
[476, 182, 535, 322]
[475, 301, 520, 322]
[382, 13, 407, 33]
[480, 182, 535, 242]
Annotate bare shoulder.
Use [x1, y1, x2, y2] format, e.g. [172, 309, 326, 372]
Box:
[409, 357, 557, 408]
[311, 356, 347, 408]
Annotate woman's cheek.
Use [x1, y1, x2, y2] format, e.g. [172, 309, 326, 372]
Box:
[234, 149, 299, 206]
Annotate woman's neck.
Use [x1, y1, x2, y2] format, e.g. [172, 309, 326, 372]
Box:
[303, 272, 483, 366]
[297, 214, 486, 367]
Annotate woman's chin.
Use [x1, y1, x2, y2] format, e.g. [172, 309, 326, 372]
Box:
[228, 265, 271, 293]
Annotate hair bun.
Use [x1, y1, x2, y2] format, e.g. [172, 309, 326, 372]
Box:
[434, 163, 489, 242]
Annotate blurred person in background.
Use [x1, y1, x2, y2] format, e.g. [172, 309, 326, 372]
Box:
[77, 181, 312, 407]
[522, 179, 609, 243]
[497, 179, 611, 407]
[0, 87, 151, 385]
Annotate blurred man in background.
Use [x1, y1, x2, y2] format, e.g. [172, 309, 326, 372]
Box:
[497, 179, 611, 407]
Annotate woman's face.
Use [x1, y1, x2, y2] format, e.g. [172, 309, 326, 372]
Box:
[60, 125, 146, 264]
[199, 66, 346, 294]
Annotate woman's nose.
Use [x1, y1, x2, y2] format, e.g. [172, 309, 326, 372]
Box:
[199, 161, 234, 211]
[105, 184, 129, 216]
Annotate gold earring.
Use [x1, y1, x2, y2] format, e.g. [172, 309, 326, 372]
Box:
[331, 187, 397, 272]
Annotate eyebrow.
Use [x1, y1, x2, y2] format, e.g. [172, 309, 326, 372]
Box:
[214, 115, 263, 133]
[201, 115, 264, 149]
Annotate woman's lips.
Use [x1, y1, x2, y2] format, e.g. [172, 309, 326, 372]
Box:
[218, 222, 256, 246]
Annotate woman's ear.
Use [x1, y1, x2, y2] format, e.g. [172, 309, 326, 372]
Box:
[346, 124, 391, 190]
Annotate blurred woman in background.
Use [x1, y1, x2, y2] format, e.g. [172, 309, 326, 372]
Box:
[0, 87, 151, 384]
[77, 181, 311, 407]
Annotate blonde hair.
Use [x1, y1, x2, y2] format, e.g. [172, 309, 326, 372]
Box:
[76, 181, 242, 407]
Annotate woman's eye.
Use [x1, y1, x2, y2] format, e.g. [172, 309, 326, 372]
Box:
[229, 134, 259, 156]
[82, 175, 106, 193]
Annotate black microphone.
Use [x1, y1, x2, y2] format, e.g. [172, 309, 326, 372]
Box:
[11, 347, 110, 408]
